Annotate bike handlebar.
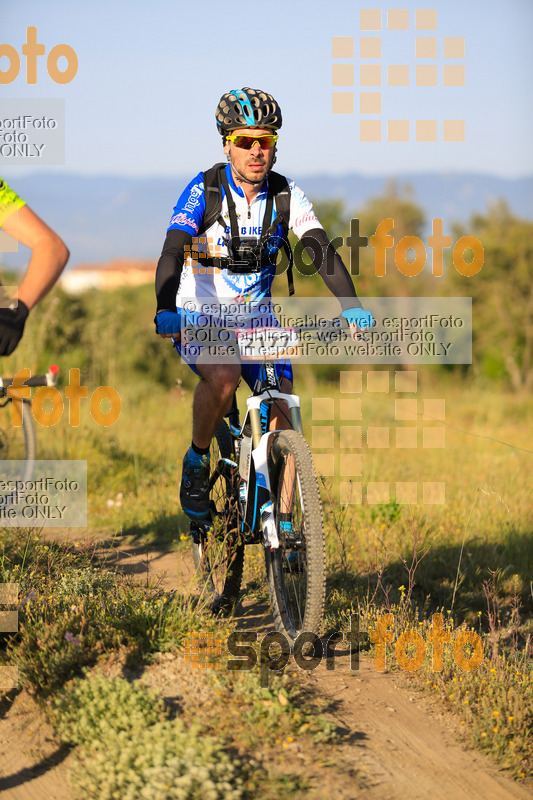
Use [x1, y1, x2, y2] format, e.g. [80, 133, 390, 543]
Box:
[0, 365, 60, 389]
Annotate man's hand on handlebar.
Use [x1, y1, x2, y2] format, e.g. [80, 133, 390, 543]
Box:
[341, 307, 375, 341]
[155, 309, 182, 341]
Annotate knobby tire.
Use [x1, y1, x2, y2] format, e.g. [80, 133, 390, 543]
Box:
[265, 429, 326, 639]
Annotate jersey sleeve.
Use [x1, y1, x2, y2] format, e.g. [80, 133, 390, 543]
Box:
[0, 178, 26, 228]
[287, 181, 324, 239]
[167, 172, 206, 236]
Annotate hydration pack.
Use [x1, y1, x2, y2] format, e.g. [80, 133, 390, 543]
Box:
[199, 163, 294, 295]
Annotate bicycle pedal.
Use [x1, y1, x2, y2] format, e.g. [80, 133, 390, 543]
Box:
[219, 457, 238, 477]
[190, 518, 214, 541]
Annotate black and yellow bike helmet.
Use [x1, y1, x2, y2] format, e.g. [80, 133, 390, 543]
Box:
[215, 87, 282, 135]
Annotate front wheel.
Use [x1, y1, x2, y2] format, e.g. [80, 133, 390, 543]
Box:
[265, 430, 325, 639]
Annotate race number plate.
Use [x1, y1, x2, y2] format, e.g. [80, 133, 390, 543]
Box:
[236, 327, 300, 361]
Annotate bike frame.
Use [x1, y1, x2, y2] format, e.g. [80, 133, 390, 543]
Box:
[225, 363, 304, 551]
[203, 319, 352, 552]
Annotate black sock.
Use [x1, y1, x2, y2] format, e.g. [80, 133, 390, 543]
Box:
[191, 441, 210, 457]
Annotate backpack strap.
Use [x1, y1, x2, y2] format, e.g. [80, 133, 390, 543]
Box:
[219, 165, 245, 260]
[199, 164, 295, 295]
[263, 171, 294, 295]
[198, 163, 226, 234]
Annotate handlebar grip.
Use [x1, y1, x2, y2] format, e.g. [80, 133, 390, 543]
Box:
[21, 376, 51, 386]
[22, 366, 59, 387]
[0, 365, 59, 388]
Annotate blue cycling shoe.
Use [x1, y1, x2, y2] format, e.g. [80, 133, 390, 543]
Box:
[180, 448, 211, 520]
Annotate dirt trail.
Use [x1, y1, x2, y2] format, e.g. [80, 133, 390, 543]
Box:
[0, 535, 531, 800]
[307, 658, 532, 800]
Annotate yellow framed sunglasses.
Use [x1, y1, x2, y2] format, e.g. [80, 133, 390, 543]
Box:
[226, 133, 278, 149]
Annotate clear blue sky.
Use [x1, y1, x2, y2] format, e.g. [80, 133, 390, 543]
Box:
[2, 0, 532, 178]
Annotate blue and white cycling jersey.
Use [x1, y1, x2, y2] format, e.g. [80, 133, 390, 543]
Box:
[167, 164, 323, 318]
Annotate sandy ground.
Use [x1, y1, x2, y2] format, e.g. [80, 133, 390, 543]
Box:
[0, 535, 531, 800]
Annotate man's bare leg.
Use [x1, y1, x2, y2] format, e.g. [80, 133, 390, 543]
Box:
[192, 370, 292, 447]
[180, 354, 241, 520]
[269, 377, 293, 432]
[184, 365, 295, 519]
[192, 359, 241, 449]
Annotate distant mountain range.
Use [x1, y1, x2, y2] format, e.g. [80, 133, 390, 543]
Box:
[3, 171, 532, 268]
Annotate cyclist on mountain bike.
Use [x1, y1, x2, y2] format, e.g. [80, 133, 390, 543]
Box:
[155, 87, 373, 521]
[0, 177, 69, 355]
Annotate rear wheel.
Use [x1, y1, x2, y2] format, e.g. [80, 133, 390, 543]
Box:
[265, 430, 325, 639]
[191, 421, 244, 614]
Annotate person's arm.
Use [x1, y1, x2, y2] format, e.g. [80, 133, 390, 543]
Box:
[155, 228, 192, 311]
[287, 180, 373, 330]
[288, 182, 361, 308]
[154, 174, 205, 338]
[0, 204, 69, 355]
[154, 228, 193, 339]
[299, 227, 374, 330]
[299, 227, 362, 310]
[2, 204, 69, 310]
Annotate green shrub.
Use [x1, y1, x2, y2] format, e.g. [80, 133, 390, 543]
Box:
[54, 566, 117, 601]
[72, 720, 243, 800]
[50, 673, 167, 744]
[208, 669, 337, 745]
[5, 565, 167, 695]
[51, 674, 243, 800]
